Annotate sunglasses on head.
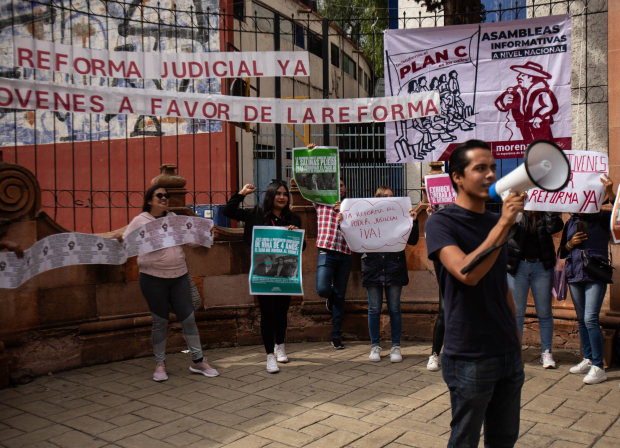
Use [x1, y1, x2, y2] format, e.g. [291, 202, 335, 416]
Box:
[155, 193, 170, 199]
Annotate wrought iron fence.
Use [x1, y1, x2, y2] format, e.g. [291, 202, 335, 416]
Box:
[0, 0, 608, 232]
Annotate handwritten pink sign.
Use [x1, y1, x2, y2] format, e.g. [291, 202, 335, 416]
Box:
[425, 174, 456, 207]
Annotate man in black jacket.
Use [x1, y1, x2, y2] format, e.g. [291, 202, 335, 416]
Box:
[506, 211, 564, 369]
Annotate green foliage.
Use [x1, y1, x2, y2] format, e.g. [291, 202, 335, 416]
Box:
[317, 0, 389, 77]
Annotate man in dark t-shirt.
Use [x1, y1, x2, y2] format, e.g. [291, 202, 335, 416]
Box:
[426, 140, 524, 448]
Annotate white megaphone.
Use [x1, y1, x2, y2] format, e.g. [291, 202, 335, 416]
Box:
[489, 140, 571, 222]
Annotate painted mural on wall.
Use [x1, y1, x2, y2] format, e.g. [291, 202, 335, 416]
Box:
[0, 0, 221, 146]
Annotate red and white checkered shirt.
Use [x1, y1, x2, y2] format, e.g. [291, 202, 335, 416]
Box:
[313, 203, 351, 255]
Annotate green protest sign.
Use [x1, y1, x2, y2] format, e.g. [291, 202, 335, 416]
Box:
[249, 226, 304, 295]
[292, 147, 340, 205]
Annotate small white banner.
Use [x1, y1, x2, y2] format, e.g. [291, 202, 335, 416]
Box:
[0, 77, 440, 124]
[14, 37, 310, 79]
[339, 197, 413, 253]
[524, 150, 608, 214]
[0, 215, 213, 289]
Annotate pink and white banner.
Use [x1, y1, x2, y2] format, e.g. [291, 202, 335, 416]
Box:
[425, 174, 456, 207]
[0, 77, 440, 124]
[14, 37, 310, 79]
[384, 15, 572, 162]
[524, 150, 608, 214]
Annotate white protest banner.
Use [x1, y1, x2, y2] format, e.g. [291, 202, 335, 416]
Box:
[0, 78, 440, 125]
[14, 37, 310, 79]
[0, 215, 213, 289]
[524, 150, 607, 214]
[339, 197, 413, 253]
[384, 15, 571, 162]
[425, 174, 456, 207]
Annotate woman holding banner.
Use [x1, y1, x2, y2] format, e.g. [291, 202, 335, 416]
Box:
[119, 185, 219, 382]
[338, 186, 419, 362]
[560, 175, 615, 385]
[223, 180, 305, 373]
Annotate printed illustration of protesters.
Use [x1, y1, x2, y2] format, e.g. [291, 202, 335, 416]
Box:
[426, 140, 524, 447]
[449, 71, 465, 117]
[494, 61, 559, 142]
[307, 143, 352, 350]
[418, 76, 428, 92]
[253, 255, 277, 277]
[408, 79, 418, 93]
[393, 70, 474, 162]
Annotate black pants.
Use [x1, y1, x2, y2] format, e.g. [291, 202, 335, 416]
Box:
[258, 295, 291, 354]
[432, 289, 445, 355]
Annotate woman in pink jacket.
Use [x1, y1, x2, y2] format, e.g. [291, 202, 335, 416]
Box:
[121, 185, 218, 381]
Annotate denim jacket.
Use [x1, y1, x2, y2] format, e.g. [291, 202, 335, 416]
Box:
[559, 212, 610, 283]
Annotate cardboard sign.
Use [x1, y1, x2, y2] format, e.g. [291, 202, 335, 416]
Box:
[425, 174, 456, 207]
[339, 197, 413, 253]
[293, 147, 339, 205]
[524, 150, 608, 214]
[0, 216, 213, 289]
[249, 226, 304, 295]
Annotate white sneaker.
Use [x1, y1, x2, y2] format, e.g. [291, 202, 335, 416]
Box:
[266, 354, 279, 373]
[570, 358, 592, 374]
[583, 365, 607, 384]
[390, 347, 402, 363]
[427, 353, 440, 371]
[541, 350, 556, 369]
[369, 346, 381, 362]
[274, 344, 289, 363]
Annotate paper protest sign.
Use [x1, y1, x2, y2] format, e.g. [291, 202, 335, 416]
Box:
[524, 150, 608, 214]
[250, 226, 304, 295]
[339, 197, 413, 253]
[293, 147, 340, 205]
[425, 174, 456, 207]
[0, 216, 213, 289]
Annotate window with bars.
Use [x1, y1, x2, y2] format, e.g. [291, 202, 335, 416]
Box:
[331, 43, 339, 68]
[342, 52, 356, 80]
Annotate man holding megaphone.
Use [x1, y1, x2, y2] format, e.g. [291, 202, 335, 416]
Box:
[425, 138, 571, 447]
[425, 140, 525, 448]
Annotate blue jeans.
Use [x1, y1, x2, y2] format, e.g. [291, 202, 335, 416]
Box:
[568, 281, 607, 368]
[442, 351, 524, 448]
[506, 261, 554, 351]
[366, 285, 402, 348]
[316, 250, 353, 339]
